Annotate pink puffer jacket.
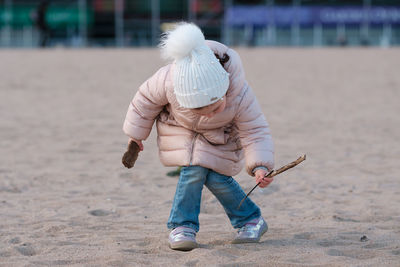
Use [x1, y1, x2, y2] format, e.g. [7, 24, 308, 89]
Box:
[123, 40, 274, 177]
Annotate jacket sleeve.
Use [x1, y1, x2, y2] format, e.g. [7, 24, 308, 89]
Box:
[234, 84, 274, 176]
[123, 66, 170, 141]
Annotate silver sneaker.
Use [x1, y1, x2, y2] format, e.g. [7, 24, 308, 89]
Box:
[168, 226, 198, 251]
[232, 217, 268, 244]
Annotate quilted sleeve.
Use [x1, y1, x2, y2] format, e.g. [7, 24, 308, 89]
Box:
[123, 66, 170, 140]
[234, 84, 274, 176]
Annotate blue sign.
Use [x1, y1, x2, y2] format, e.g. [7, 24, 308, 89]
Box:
[226, 6, 400, 26]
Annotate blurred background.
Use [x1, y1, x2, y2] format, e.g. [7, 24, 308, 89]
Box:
[0, 0, 399, 48]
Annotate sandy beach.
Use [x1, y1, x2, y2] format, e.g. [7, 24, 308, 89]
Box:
[1, 47, 399, 266]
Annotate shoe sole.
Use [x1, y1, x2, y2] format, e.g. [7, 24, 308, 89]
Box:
[169, 240, 198, 251]
[231, 226, 268, 244]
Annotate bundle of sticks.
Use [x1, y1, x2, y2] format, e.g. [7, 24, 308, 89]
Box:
[237, 154, 306, 209]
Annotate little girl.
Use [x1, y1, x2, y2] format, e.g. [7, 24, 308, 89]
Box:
[122, 22, 274, 251]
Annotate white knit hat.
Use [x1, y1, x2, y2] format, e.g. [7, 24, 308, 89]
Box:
[159, 22, 229, 108]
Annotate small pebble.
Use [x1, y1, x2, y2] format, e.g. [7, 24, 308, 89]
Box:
[360, 235, 369, 242]
[89, 209, 111, 216]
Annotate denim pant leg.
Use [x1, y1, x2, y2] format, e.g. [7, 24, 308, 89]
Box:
[205, 170, 261, 229]
[167, 166, 208, 232]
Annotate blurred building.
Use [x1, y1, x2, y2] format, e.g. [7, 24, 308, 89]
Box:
[0, 0, 399, 47]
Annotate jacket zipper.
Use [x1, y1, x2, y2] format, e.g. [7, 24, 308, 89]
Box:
[189, 133, 199, 165]
[189, 114, 201, 165]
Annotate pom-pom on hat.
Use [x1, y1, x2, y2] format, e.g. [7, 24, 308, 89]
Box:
[159, 22, 229, 109]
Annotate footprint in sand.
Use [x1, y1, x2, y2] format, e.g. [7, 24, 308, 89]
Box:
[184, 260, 199, 266]
[136, 239, 151, 247]
[0, 185, 22, 193]
[332, 215, 360, 223]
[15, 243, 36, 256]
[31, 259, 91, 266]
[0, 251, 12, 257]
[391, 250, 400, 255]
[9, 237, 21, 244]
[326, 248, 377, 260]
[317, 240, 350, 247]
[293, 232, 314, 240]
[362, 242, 387, 249]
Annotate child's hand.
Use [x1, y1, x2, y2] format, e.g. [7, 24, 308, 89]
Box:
[255, 169, 274, 188]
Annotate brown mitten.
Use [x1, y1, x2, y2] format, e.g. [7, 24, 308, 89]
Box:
[122, 141, 140, 168]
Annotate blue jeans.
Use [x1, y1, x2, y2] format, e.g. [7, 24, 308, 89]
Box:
[167, 166, 261, 232]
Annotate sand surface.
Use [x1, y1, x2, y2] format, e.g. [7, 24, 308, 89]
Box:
[1, 48, 399, 266]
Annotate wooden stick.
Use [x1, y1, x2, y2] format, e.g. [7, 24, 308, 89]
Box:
[269, 154, 306, 178]
[237, 155, 306, 210]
